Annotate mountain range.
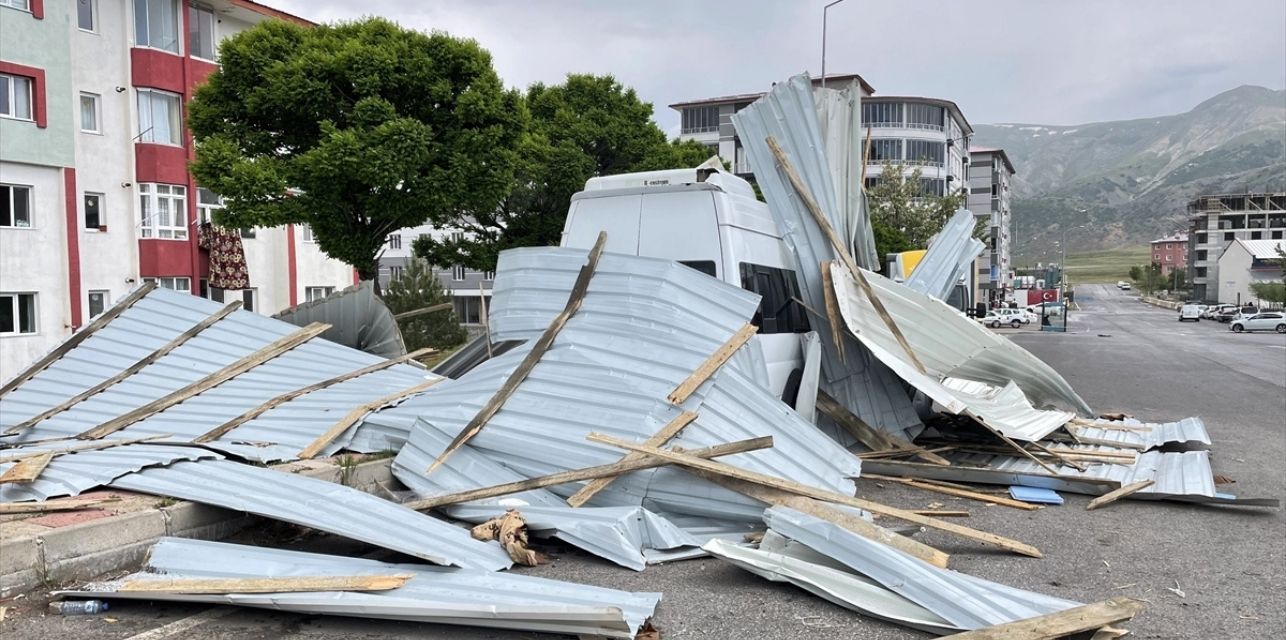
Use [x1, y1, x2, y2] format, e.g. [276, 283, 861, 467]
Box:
[972, 85, 1286, 259]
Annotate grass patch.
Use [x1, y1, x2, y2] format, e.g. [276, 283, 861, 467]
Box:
[1064, 245, 1151, 283]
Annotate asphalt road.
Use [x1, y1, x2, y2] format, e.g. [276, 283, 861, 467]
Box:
[6, 284, 1284, 640]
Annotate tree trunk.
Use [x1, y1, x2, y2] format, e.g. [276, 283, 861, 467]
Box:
[358, 259, 382, 297]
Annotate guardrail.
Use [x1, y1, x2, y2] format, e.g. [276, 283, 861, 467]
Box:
[1141, 296, 1181, 310]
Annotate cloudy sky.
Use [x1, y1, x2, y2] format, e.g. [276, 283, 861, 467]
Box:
[261, 0, 1286, 134]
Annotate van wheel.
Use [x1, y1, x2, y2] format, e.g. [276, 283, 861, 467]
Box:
[1010, 319, 1021, 329]
[781, 368, 804, 409]
[1232, 324, 1244, 333]
[1277, 324, 1285, 334]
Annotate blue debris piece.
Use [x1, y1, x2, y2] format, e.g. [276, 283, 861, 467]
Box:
[1009, 485, 1064, 505]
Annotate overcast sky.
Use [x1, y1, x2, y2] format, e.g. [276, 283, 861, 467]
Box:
[262, 0, 1286, 135]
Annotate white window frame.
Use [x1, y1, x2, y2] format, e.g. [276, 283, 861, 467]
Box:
[388, 265, 404, 281]
[195, 186, 222, 225]
[83, 191, 105, 230]
[0, 1, 30, 13]
[137, 89, 182, 146]
[305, 286, 334, 303]
[134, 0, 182, 54]
[451, 265, 466, 282]
[387, 234, 402, 250]
[138, 183, 188, 240]
[187, 3, 216, 61]
[1, 183, 33, 229]
[300, 224, 315, 242]
[0, 73, 34, 122]
[0, 292, 38, 336]
[79, 92, 101, 133]
[143, 276, 190, 291]
[87, 289, 110, 318]
[77, 0, 97, 32]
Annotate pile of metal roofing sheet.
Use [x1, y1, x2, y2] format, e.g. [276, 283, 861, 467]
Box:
[940, 378, 1076, 442]
[0, 287, 436, 462]
[272, 281, 407, 358]
[813, 78, 880, 270]
[0, 442, 219, 502]
[1066, 416, 1211, 450]
[59, 537, 660, 639]
[904, 209, 987, 302]
[108, 458, 513, 571]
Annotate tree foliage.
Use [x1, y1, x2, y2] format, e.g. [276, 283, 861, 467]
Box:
[381, 258, 467, 350]
[865, 162, 968, 264]
[1250, 282, 1286, 304]
[188, 18, 526, 286]
[415, 74, 714, 272]
[1130, 263, 1165, 294]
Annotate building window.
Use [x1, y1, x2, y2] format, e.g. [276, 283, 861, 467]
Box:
[483, 271, 495, 281]
[87, 290, 109, 317]
[991, 183, 999, 197]
[906, 103, 945, 130]
[0, 1, 32, 12]
[138, 183, 187, 239]
[1, 184, 32, 228]
[83, 192, 103, 229]
[863, 176, 884, 190]
[680, 105, 719, 134]
[868, 138, 902, 163]
[137, 89, 181, 145]
[195, 186, 222, 225]
[134, 0, 181, 53]
[242, 288, 256, 312]
[300, 224, 315, 242]
[305, 286, 334, 302]
[1251, 231, 1262, 240]
[0, 292, 37, 335]
[917, 178, 945, 197]
[861, 102, 902, 127]
[451, 265, 466, 281]
[1196, 250, 1207, 261]
[79, 92, 101, 133]
[1195, 267, 1207, 278]
[143, 276, 191, 291]
[1273, 230, 1283, 240]
[905, 140, 945, 167]
[389, 265, 404, 280]
[0, 73, 33, 121]
[187, 3, 215, 60]
[77, 0, 96, 31]
[388, 234, 402, 249]
[1224, 232, 1234, 242]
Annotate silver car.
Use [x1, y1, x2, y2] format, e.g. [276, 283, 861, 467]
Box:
[1230, 312, 1286, 333]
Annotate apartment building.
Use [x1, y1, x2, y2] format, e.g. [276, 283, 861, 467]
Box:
[966, 146, 1015, 305]
[1217, 238, 1286, 307]
[861, 96, 972, 200]
[1149, 234, 1188, 276]
[0, 0, 352, 376]
[377, 225, 493, 326]
[1185, 192, 1286, 302]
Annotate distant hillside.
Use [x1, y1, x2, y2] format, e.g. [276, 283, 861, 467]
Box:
[974, 85, 1286, 258]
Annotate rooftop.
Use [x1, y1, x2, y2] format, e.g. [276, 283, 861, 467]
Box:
[968, 146, 1015, 174]
[668, 73, 875, 109]
[866, 95, 973, 135]
[1228, 238, 1286, 259]
[1151, 234, 1188, 244]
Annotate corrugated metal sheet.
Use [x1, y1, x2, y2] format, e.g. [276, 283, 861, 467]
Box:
[1, 287, 435, 462]
[762, 506, 1081, 630]
[731, 73, 923, 440]
[390, 248, 861, 531]
[59, 537, 660, 639]
[107, 459, 513, 571]
[904, 209, 986, 302]
[941, 378, 1075, 442]
[0, 443, 220, 502]
[813, 80, 879, 270]
[1069, 417, 1211, 450]
[830, 262, 1094, 416]
[272, 281, 407, 358]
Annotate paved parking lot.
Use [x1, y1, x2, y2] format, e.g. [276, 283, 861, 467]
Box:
[5, 283, 1283, 640]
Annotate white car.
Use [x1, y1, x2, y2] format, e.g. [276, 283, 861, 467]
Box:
[1178, 304, 1201, 322]
[1230, 312, 1286, 333]
[982, 309, 1025, 329]
[1026, 303, 1063, 318]
[1119, 282, 1132, 290]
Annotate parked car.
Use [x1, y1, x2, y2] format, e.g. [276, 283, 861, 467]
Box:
[1230, 312, 1286, 333]
[1213, 305, 1240, 323]
[1026, 303, 1063, 318]
[1120, 282, 1132, 290]
[981, 310, 1023, 329]
[1178, 304, 1201, 322]
[1116, 281, 1128, 289]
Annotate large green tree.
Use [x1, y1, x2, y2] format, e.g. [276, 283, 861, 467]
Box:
[415, 74, 713, 272]
[188, 18, 526, 287]
[381, 258, 468, 350]
[865, 162, 968, 265]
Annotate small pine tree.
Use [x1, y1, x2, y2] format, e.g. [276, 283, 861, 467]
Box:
[381, 258, 468, 351]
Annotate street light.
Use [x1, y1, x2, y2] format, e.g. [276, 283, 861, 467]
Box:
[820, 0, 850, 90]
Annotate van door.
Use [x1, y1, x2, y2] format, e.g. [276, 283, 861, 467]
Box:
[637, 191, 723, 277]
[738, 263, 809, 400]
[562, 194, 643, 254]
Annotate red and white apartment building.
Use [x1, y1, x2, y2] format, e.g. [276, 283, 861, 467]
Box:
[1150, 234, 1188, 276]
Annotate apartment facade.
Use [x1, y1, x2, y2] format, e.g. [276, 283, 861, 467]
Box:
[377, 225, 493, 326]
[966, 146, 1015, 305]
[861, 96, 972, 201]
[1185, 192, 1286, 302]
[1217, 239, 1285, 307]
[0, 0, 352, 377]
[1149, 234, 1188, 276]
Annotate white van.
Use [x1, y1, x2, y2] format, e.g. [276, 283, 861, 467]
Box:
[560, 166, 808, 399]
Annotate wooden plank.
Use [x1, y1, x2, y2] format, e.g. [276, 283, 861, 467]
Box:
[5, 302, 244, 435]
[1086, 480, 1155, 511]
[426, 232, 607, 474]
[404, 436, 773, 511]
[969, 417, 1061, 475]
[0, 498, 117, 514]
[118, 575, 413, 594]
[910, 510, 970, 517]
[667, 324, 758, 405]
[566, 410, 698, 507]
[765, 136, 927, 374]
[392, 302, 454, 320]
[195, 348, 436, 443]
[297, 378, 442, 459]
[939, 597, 1143, 639]
[0, 453, 53, 484]
[862, 474, 1041, 511]
[816, 390, 950, 466]
[1025, 440, 1087, 472]
[77, 323, 330, 440]
[819, 260, 846, 360]
[0, 434, 173, 463]
[587, 433, 1043, 558]
[0, 282, 157, 398]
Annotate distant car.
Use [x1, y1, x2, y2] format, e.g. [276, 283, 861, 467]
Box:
[1214, 305, 1240, 323]
[1116, 281, 1128, 289]
[981, 310, 1023, 329]
[1026, 303, 1063, 317]
[1119, 282, 1132, 290]
[1178, 304, 1201, 322]
[1230, 312, 1286, 333]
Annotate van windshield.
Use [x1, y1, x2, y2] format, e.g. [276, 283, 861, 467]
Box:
[739, 263, 810, 334]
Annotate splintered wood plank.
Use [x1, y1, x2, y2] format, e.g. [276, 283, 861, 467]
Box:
[820, 260, 846, 361]
[666, 324, 758, 405]
[0, 498, 118, 514]
[297, 378, 442, 459]
[0, 434, 172, 464]
[392, 303, 454, 320]
[816, 390, 949, 466]
[566, 411, 698, 507]
[939, 597, 1143, 639]
[426, 232, 607, 474]
[1086, 480, 1155, 511]
[0, 453, 54, 484]
[861, 474, 1041, 511]
[118, 575, 413, 594]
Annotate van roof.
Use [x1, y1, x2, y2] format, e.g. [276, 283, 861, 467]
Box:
[572, 172, 779, 237]
[582, 168, 760, 201]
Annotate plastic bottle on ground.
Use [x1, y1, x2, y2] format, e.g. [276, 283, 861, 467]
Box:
[48, 600, 110, 615]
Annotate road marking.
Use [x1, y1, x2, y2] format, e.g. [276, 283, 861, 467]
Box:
[123, 607, 238, 640]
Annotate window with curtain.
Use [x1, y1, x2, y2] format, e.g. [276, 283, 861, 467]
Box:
[80, 93, 100, 132]
[861, 102, 903, 127]
[905, 139, 945, 167]
[135, 0, 180, 53]
[869, 138, 902, 163]
[0, 73, 33, 121]
[139, 183, 188, 239]
[78, 0, 96, 31]
[188, 4, 215, 59]
[137, 89, 181, 144]
[906, 103, 945, 130]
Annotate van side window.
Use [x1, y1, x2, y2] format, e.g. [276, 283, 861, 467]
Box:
[679, 260, 717, 278]
[739, 263, 810, 334]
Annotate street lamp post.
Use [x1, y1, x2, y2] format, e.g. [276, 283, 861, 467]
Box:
[821, 0, 849, 90]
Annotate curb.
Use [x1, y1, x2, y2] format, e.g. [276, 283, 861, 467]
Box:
[0, 456, 395, 598]
[1140, 297, 1181, 310]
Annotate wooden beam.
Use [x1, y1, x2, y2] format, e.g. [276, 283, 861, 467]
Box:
[968, 417, 1061, 475]
[587, 433, 1043, 558]
[667, 324, 758, 405]
[297, 378, 442, 459]
[0, 434, 172, 463]
[0, 282, 157, 398]
[426, 232, 607, 474]
[1025, 440, 1088, 472]
[819, 260, 846, 360]
[404, 436, 773, 511]
[0, 453, 53, 484]
[5, 302, 244, 435]
[0, 498, 118, 514]
[765, 136, 927, 374]
[860, 474, 1041, 511]
[392, 302, 454, 320]
[939, 597, 1143, 639]
[1086, 480, 1154, 511]
[195, 348, 436, 443]
[77, 323, 330, 440]
[910, 510, 970, 517]
[566, 410, 698, 507]
[816, 390, 949, 466]
[118, 575, 413, 594]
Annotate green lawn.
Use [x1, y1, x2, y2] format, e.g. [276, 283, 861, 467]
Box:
[1063, 245, 1151, 284]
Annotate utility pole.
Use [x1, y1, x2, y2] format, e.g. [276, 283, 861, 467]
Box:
[821, 0, 849, 90]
